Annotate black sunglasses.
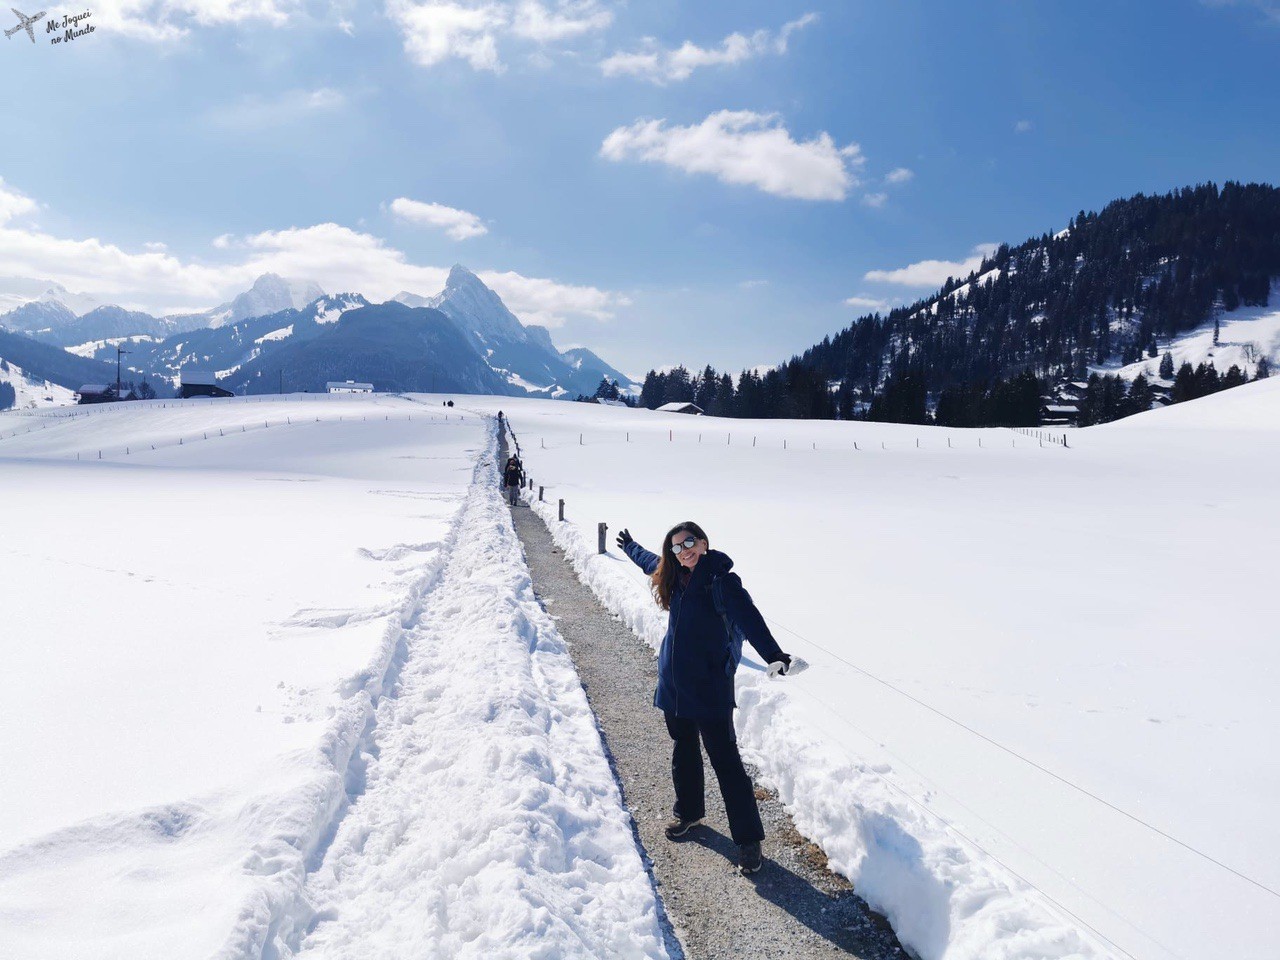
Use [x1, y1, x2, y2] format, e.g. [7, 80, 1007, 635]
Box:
[670, 536, 699, 553]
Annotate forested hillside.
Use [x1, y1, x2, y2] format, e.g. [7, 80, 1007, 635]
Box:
[638, 182, 1280, 424]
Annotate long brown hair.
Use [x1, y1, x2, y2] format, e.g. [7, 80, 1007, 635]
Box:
[652, 521, 709, 611]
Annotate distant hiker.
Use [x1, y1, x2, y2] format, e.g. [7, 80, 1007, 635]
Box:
[502, 455, 524, 506]
[616, 521, 797, 876]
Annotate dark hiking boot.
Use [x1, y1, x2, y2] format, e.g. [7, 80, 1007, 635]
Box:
[737, 841, 763, 875]
[664, 817, 702, 840]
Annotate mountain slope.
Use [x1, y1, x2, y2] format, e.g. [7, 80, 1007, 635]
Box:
[220, 301, 518, 395]
[399, 265, 636, 398]
[797, 181, 1280, 395]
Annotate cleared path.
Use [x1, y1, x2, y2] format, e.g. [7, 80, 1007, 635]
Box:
[504, 475, 907, 960]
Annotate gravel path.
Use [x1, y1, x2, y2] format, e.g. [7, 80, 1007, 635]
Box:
[500, 440, 907, 960]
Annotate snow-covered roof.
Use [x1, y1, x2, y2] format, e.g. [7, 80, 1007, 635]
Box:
[77, 384, 111, 393]
[596, 398, 628, 407]
[656, 401, 703, 414]
[327, 381, 374, 391]
[1043, 404, 1079, 414]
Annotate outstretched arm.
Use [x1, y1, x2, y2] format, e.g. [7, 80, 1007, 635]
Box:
[719, 573, 788, 667]
[618, 529, 660, 575]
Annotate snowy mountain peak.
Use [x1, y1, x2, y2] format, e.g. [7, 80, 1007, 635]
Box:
[36, 283, 98, 317]
[212, 274, 327, 328]
[427, 265, 526, 345]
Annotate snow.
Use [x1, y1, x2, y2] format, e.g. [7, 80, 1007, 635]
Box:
[1105, 289, 1280, 383]
[0, 394, 665, 959]
[6, 384, 1277, 960]
[65, 334, 161, 358]
[313, 297, 364, 325]
[459, 391, 1280, 960]
[255, 324, 295, 344]
[0, 359, 76, 408]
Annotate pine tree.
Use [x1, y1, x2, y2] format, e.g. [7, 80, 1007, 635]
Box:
[1255, 357, 1270, 380]
[1159, 351, 1174, 379]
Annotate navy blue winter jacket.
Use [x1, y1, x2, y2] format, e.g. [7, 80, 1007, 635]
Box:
[624, 542, 787, 719]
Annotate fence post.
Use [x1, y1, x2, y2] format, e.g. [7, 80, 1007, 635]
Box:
[783, 439, 787, 450]
[558, 498, 565, 522]
[669, 429, 672, 442]
[580, 433, 583, 445]
[539, 486, 544, 502]
[854, 441, 859, 450]
[598, 522, 607, 555]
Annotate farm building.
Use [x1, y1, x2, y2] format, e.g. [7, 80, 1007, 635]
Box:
[179, 370, 234, 399]
[655, 401, 703, 415]
[327, 381, 374, 394]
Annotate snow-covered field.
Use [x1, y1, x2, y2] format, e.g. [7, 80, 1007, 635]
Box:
[4, 386, 1277, 960]
[0, 394, 667, 959]
[456, 388, 1280, 960]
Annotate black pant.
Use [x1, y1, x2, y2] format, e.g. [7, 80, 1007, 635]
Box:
[664, 711, 764, 845]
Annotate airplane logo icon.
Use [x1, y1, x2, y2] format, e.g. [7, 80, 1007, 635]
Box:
[5, 7, 45, 42]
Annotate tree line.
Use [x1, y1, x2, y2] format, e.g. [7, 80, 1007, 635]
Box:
[634, 182, 1279, 427]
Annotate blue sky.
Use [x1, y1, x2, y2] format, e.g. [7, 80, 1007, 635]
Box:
[1, 0, 1278, 377]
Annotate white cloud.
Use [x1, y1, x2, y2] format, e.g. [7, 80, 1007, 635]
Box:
[600, 12, 816, 84]
[386, 1, 506, 71]
[206, 87, 347, 130]
[0, 179, 38, 224]
[739, 279, 768, 289]
[884, 167, 913, 185]
[386, 0, 610, 72]
[1014, 119, 1033, 133]
[864, 243, 998, 287]
[389, 198, 489, 240]
[143, 241, 168, 252]
[511, 0, 610, 41]
[480, 268, 625, 327]
[91, 0, 297, 41]
[601, 110, 862, 202]
[0, 188, 623, 324]
[861, 192, 888, 208]
[843, 294, 889, 312]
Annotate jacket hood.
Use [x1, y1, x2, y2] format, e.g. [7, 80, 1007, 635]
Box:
[698, 549, 734, 576]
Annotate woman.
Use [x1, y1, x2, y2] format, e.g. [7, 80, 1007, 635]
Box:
[502, 455, 523, 506]
[616, 521, 794, 876]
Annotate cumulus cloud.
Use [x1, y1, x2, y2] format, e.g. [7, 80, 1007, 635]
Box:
[386, 0, 610, 71]
[511, 0, 610, 41]
[884, 167, 914, 184]
[90, 0, 297, 41]
[389, 198, 488, 240]
[861, 192, 888, 208]
[0, 179, 38, 224]
[600, 12, 817, 84]
[385, 1, 506, 71]
[864, 243, 999, 287]
[1014, 119, 1033, 133]
[601, 110, 862, 202]
[843, 294, 889, 312]
[0, 186, 623, 324]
